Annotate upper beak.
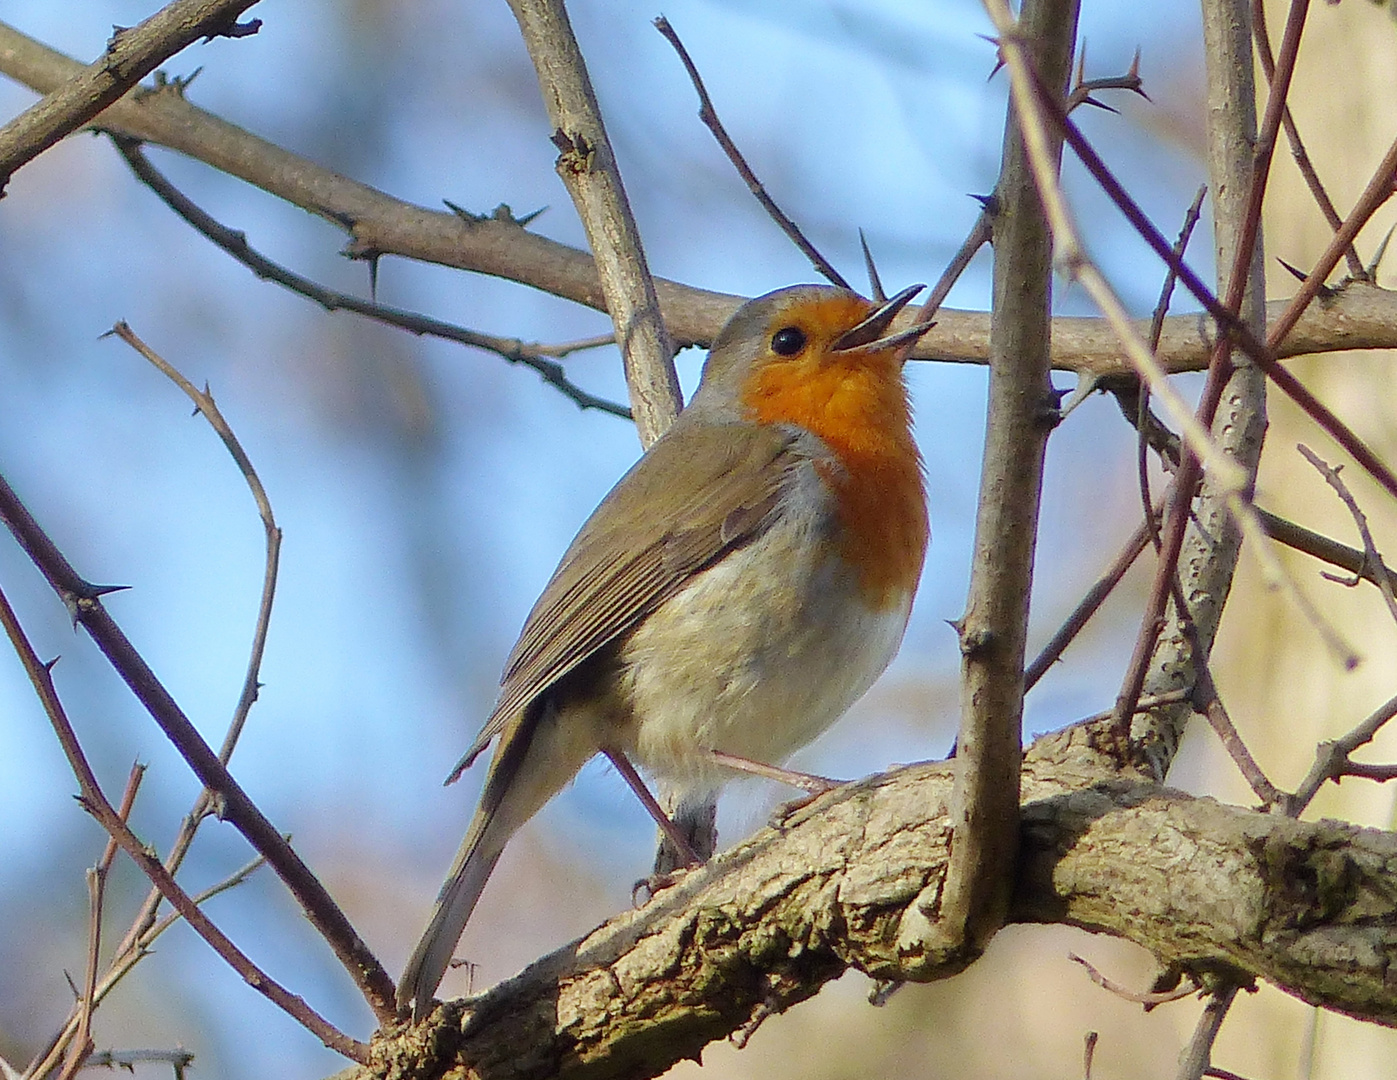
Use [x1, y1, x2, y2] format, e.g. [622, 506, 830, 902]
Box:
[830, 284, 934, 354]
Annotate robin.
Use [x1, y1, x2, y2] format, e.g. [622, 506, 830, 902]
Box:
[398, 282, 933, 1016]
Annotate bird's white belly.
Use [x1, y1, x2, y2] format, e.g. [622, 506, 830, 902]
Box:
[616, 476, 913, 796]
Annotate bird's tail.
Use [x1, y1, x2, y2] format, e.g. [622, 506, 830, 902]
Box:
[397, 787, 515, 1016]
[397, 704, 591, 1018]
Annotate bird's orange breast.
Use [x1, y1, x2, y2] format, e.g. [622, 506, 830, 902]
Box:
[738, 298, 928, 610]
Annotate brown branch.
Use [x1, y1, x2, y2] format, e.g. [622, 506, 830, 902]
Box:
[653, 16, 850, 291]
[1250, 0, 1365, 279]
[2, 23, 1395, 377]
[1289, 692, 1397, 815]
[1258, 507, 1397, 594]
[1177, 985, 1241, 1080]
[942, 0, 1078, 964]
[1192, 664, 1284, 808]
[362, 736, 1397, 1079]
[507, 0, 679, 447]
[1025, 52, 1397, 503]
[0, 0, 261, 192]
[1067, 952, 1199, 1005]
[1296, 443, 1397, 626]
[0, 469, 397, 1024]
[112, 137, 631, 420]
[0, 584, 368, 1063]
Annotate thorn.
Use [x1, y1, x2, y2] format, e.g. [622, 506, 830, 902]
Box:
[1277, 257, 1336, 298]
[368, 253, 380, 302]
[969, 192, 1000, 216]
[83, 583, 131, 600]
[44, 655, 61, 673]
[1075, 43, 1087, 88]
[442, 199, 484, 223]
[514, 205, 548, 227]
[1366, 224, 1394, 279]
[1128, 47, 1142, 80]
[1080, 97, 1121, 115]
[858, 229, 886, 302]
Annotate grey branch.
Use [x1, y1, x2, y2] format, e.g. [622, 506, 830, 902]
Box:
[0, 21, 1394, 379]
[0, 0, 261, 192]
[355, 721, 1397, 1080]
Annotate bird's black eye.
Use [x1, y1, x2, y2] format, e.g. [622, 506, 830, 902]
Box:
[770, 326, 807, 356]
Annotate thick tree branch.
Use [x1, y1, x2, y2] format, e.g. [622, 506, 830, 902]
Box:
[0, 22, 1393, 378]
[356, 721, 1397, 1080]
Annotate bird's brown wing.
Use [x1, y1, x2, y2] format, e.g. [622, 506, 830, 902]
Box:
[446, 420, 804, 781]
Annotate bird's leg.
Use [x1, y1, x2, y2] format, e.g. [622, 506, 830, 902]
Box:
[602, 748, 702, 868]
[707, 749, 841, 794]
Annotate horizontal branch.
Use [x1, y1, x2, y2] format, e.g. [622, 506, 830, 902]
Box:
[357, 721, 1397, 1080]
[0, 21, 1394, 378]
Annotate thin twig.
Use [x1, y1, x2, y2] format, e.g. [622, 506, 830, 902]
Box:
[0, 584, 368, 1062]
[1289, 692, 1397, 815]
[1176, 984, 1239, 1080]
[654, 16, 850, 291]
[5, 20, 1397, 376]
[508, 0, 680, 446]
[27, 854, 268, 1080]
[112, 137, 631, 419]
[1133, 186, 1207, 540]
[919, 211, 993, 325]
[1258, 507, 1397, 594]
[1192, 663, 1284, 807]
[1064, 47, 1146, 113]
[1297, 443, 1397, 625]
[1250, 0, 1365, 278]
[1024, 57, 1397, 502]
[105, 320, 283, 756]
[0, 0, 261, 192]
[57, 867, 103, 1080]
[1068, 953, 1199, 1005]
[0, 470, 397, 1023]
[1024, 510, 1156, 691]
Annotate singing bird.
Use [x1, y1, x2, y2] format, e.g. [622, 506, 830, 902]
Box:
[399, 283, 932, 1016]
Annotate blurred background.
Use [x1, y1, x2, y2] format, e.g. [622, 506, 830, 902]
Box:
[0, 1, 1394, 1077]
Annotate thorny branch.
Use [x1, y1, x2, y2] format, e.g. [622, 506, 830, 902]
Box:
[0, 469, 398, 1024]
[0, 0, 262, 192]
[0, 584, 368, 1063]
[113, 137, 631, 420]
[1, 23, 1396, 376]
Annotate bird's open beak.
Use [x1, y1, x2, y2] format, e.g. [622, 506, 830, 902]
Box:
[830, 283, 934, 354]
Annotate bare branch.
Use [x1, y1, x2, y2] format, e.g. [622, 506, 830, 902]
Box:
[653, 16, 850, 291]
[1290, 692, 1397, 815]
[1250, 0, 1365, 278]
[112, 137, 631, 420]
[0, 0, 261, 192]
[507, 0, 679, 446]
[944, 0, 1079, 962]
[2, 23, 1395, 377]
[0, 470, 397, 1024]
[1176, 985, 1240, 1080]
[1297, 444, 1397, 626]
[0, 584, 368, 1062]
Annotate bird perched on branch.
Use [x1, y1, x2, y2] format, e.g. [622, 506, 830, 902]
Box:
[399, 283, 933, 1017]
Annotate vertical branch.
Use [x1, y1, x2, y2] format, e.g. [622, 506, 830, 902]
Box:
[508, 0, 681, 447]
[942, 0, 1080, 957]
[1126, 0, 1272, 768]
